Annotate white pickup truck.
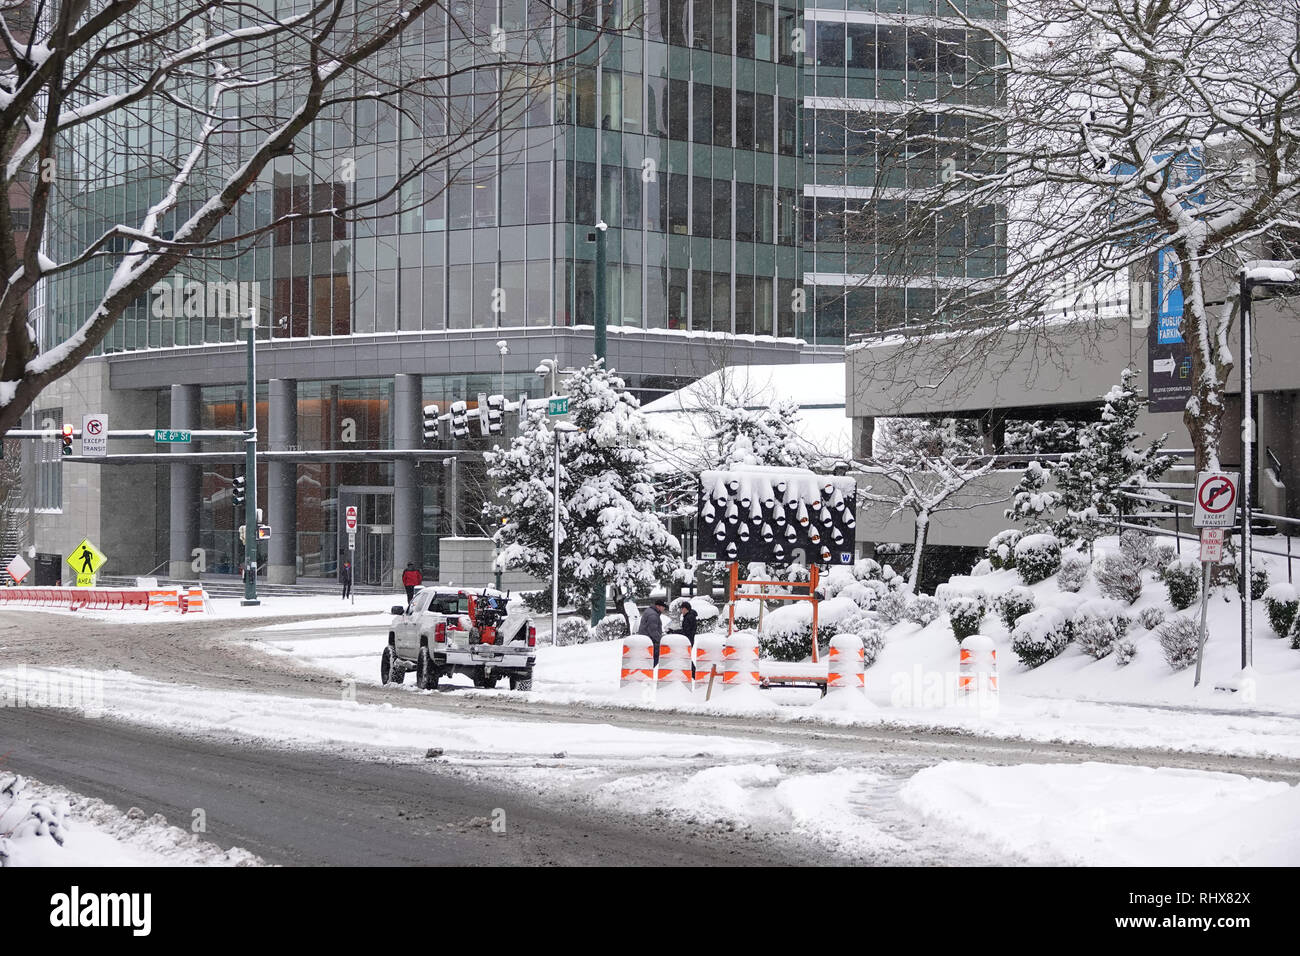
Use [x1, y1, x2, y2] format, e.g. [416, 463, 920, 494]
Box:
[381, 587, 537, 691]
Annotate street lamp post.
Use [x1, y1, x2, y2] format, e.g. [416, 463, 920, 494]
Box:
[242, 306, 260, 606]
[1236, 261, 1299, 671]
[497, 339, 509, 399]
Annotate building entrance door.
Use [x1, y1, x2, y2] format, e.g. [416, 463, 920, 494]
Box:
[339, 487, 394, 587]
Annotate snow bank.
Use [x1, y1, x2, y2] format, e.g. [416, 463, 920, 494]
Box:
[900, 762, 1300, 866]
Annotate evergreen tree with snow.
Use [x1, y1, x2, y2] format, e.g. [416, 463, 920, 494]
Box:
[1021, 368, 1176, 545]
[711, 399, 813, 470]
[1004, 459, 1060, 531]
[485, 358, 681, 616]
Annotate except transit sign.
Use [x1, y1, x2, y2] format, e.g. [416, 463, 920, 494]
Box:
[1193, 472, 1239, 528]
[82, 414, 108, 458]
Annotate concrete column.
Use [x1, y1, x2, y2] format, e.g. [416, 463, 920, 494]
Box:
[393, 373, 422, 588]
[267, 379, 298, 585]
[853, 415, 875, 460]
[168, 384, 201, 579]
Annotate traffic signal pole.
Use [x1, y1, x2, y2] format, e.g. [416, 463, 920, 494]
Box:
[242, 307, 260, 606]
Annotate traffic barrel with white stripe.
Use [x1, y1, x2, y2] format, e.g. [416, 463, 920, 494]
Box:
[655, 634, 693, 700]
[721, 632, 761, 695]
[694, 635, 725, 697]
[620, 634, 655, 698]
[958, 635, 998, 696]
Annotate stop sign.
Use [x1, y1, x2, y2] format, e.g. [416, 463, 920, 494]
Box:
[345, 505, 358, 531]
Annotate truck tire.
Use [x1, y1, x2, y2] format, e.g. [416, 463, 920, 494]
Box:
[416, 645, 439, 690]
[381, 644, 399, 686]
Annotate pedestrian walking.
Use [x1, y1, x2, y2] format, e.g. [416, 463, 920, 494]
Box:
[340, 561, 353, 600]
[402, 562, 423, 603]
[637, 598, 668, 666]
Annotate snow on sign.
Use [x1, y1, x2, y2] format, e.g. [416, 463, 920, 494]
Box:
[81, 413, 108, 457]
[1199, 528, 1225, 563]
[696, 466, 856, 567]
[1193, 471, 1239, 528]
[6, 553, 30, 584]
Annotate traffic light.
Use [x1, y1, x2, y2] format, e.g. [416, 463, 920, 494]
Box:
[422, 403, 446, 443]
[232, 474, 246, 508]
[484, 394, 504, 435]
[449, 400, 470, 439]
[60, 424, 74, 456]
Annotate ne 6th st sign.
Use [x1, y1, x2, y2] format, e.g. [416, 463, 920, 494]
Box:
[154, 429, 192, 443]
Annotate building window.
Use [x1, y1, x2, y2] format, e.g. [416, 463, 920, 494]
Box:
[34, 406, 63, 511]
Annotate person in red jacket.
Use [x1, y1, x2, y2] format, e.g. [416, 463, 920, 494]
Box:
[402, 563, 423, 603]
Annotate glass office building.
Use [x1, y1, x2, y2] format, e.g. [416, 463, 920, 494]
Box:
[33, 2, 832, 586]
[801, 0, 1007, 344]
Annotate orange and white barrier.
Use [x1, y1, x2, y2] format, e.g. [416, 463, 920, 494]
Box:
[655, 634, 693, 701]
[721, 632, 761, 696]
[958, 635, 999, 696]
[183, 587, 207, 613]
[694, 635, 725, 697]
[0, 587, 151, 610]
[815, 634, 872, 711]
[620, 634, 655, 699]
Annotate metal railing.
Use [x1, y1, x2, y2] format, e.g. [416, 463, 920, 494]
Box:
[1116, 489, 1298, 583]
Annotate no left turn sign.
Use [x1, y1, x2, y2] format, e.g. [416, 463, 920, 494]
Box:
[1194, 471, 1239, 528]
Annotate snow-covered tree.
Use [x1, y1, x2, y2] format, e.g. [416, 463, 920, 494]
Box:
[0, 1, 601, 433]
[1003, 420, 1087, 455]
[857, 418, 1001, 591]
[485, 359, 681, 617]
[851, 0, 1300, 474]
[713, 399, 812, 471]
[1008, 368, 1176, 544]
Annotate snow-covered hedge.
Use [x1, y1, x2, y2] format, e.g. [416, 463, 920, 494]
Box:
[726, 598, 762, 632]
[904, 593, 942, 626]
[836, 581, 877, 611]
[858, 626, 886, 668]
[947, 596, 985, 643]
[1119, 529, 1153, 567]
[1057, 554, 1090, 593]
[1263, 584, 1299, 640]
[1156, 615, 1201, 671]
[590, 614, 629, 643]
[759, 597, 863, 662]
[873, 589, 909, 626]
[1014, 533, 1062, 585]
[1010, 607, 1070, 669]
[1114, 636, 1138, 665]
[0, 774, 66, 866]
[1068, 599, 1130, 660]
[1251, 568, 1271, 602]
[1094, 551, 1143, 604]
[1136, 606, 1167, 631]
[1163, 557, 1201, 611]
[987, 529, 1023, 570]
[994, 586, 1036, 630]
[555, 617, 591, 646]
[1147, 542, 1177, 575]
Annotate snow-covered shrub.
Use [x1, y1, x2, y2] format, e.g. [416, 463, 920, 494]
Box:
[1114, 637, 1138, 665]
[0, 774, 66, 866]
[994, 586, 1036, 630]
[852, 558, 883, 581]
[947, 596, 985, 642]
[1146, 542, 1177, 575]
[1119, 529, 1153, 568]
[1014, 533, 1062, 585]
[1057, 554, 1090, 593]
[987, 530, 1023, 570]
[837, 581, 876, 611]
[1155, 615, 1201, 671]
[1263, 584, 1299, 639]
[1137, 606, 1167, 631]
[1251, 568, 1271, 602]
[555, 617, 591, 646]
[874, 589, 909, 626]
[1094, 551, 1143, 604]
[819, 566, 858, 599]
[970, 558, 993, 576]
[759, 606, 813, 662]
[1163, 557, 1201, 611]
[905, 593, 942, 626]
[590, 614, 629, 643]
[1011, 608, 1070, 668]
[1068, 599, 1130, 660]
[679, 594, 720, 632]
[858, 626, 886, 668]
[726, 599, 762, 632]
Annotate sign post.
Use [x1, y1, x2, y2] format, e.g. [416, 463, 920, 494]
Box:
[81, 414, 108, 458]
[1191, 473, 1239, 685]
[346, 505, 358, 605]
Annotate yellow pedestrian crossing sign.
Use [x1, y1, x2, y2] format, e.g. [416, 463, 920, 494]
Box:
[67, 538, 108, 587]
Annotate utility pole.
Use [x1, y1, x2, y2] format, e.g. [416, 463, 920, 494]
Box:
[242, 306, 260, 606]
[591, 221, 608, 625]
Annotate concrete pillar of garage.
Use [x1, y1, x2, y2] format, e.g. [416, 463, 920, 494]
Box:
[267, 378, 298, 585]
[168, 384, 202, 580]
[393, 373, 422, 589]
